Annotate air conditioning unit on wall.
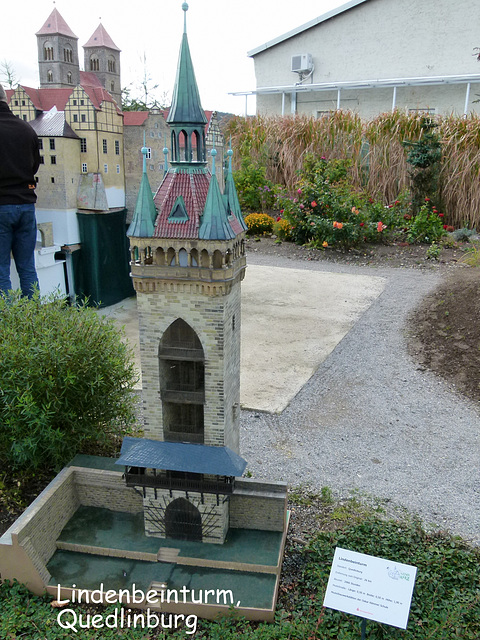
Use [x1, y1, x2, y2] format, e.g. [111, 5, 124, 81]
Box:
[291, 53, 313, 73]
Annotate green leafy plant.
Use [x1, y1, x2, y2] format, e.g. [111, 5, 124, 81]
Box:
[276, 155, 404, 249]
[233, 159, 275, 212]
[406, 200, 446, 244]
[403, 116, 442, 213]
[0, 291, 138, 472]
[426, 242, 442, 260]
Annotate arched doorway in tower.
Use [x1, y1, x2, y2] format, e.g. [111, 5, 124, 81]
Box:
[158, 319, 205, 443]
[165, 497, 202, 541]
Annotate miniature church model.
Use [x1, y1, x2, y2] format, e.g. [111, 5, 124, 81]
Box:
[121, 2, 251, 544]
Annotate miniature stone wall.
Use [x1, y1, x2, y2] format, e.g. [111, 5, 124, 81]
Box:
[73, 467, 143, 513]
[16, 469, 78, 565]
[230, 478, 288, 532]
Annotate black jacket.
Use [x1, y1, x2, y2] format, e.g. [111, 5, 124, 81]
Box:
[0, 102, 40, 205]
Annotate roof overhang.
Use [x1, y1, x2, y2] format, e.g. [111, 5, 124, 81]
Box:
[230, 74, 480, 98]
[116, 436, 247, 477]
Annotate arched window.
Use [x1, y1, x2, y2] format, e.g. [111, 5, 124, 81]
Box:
[213, 250, 223, 269]
[90, 56, 99, 72]
[43, 43, 54, 61]
[67, 72, 72, 84]
[107, 57, 116, 72]
[47, 70, 53, 83]
[158, 319, 205, 444]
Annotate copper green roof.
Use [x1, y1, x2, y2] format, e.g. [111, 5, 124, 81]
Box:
[199, 174, 237, 240]
[224, 150, 248, 231]
[166, 8, 207, 126]
[127, 145, 156, 237]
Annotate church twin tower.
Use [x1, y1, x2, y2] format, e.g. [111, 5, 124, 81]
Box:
[36, 9, 121, 105]
[119, 3, 248, 544]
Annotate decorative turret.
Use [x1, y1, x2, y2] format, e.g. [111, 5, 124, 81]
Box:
[127, 136, 157, 238]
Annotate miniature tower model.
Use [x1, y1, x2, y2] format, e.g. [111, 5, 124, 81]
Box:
[36, 8, 80, 88]
[83, 24, 122, 106]
[120, 3, 247, 544]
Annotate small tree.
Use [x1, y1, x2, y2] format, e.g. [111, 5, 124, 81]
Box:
[402, 116, 442, 214]
[0, 60, 19, 88]
[0, 292, 139, 471]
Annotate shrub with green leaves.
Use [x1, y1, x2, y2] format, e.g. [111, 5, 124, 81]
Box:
[233, 159, 275, 212]
[276, 155, 405, 249]
[406, 200, 446, 244]
[0, 292, 138, 472]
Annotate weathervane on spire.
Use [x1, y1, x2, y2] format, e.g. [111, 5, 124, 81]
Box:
[182, 2, 189, 33]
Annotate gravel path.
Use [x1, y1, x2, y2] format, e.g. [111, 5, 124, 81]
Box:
[241, 253, 480, 545]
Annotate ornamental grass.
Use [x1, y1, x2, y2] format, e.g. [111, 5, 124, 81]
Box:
[227, 111, 480, 228]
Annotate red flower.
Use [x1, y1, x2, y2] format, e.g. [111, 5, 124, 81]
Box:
[359, 222, 365, 227]
[443, 225, 448, 229]
[311, 201, 317, 208]
[276, 216, 282, 221]
[438, 213, 444, 218]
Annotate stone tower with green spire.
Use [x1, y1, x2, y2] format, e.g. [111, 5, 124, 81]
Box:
[124, 2, 247, 544]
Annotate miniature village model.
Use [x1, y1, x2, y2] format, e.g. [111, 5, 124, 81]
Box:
[0, 3, 288, 622]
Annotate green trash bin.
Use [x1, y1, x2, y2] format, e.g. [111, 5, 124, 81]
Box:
[76, 208, 134, 307]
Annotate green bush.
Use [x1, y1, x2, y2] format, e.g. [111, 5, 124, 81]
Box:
[276, 156, 405, 249]
[406, 200, 446, 244]
[233, 159, 275, 212]
[0, 292, 138, 472]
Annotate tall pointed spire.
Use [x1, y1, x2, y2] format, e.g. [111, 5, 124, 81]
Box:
[224, 143, 248, 231]
[127, 136, 157, 237]
[166, 3, 207, 165]
[167, 3, 207, 126]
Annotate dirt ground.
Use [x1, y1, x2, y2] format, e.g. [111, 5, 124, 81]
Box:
[248, 236, 480, 405]
[1, 237, 478, 538]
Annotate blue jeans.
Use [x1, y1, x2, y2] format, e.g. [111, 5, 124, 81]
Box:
[0, 203, 39, 298]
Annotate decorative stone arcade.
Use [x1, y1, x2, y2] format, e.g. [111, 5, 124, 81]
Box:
[120, 2, 249, 544]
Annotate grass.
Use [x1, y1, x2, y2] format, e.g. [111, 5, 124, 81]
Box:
[226, 111, 480, 229]
[1, 489, 479, 639]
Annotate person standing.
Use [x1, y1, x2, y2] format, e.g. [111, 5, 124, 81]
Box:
[0, 84, 40, 298]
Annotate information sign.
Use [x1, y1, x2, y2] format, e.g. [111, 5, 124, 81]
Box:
[323, 547, 417, 630]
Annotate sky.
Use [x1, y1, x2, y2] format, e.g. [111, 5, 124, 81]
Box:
[1, 0, 348, 115]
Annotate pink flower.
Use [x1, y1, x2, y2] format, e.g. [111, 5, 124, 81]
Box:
[297, 188, 302, 195]
[311, 201, 317, 208]
[310, 222, 315, 226]
[377, 221, 387, 232]
[299, 204, 304, 209]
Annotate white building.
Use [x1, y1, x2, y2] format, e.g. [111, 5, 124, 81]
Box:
[234, 0, 480, 118]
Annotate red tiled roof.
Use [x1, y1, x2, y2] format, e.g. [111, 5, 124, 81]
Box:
[18, 86, 74, 111]
[79, 71, 104, 88]
[36, 8, 77, 39]
[123, 112, 150, 126]
[84, 24, 120, 51]
[10, 83, 121, 115]
[153, 171, 211, 239]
